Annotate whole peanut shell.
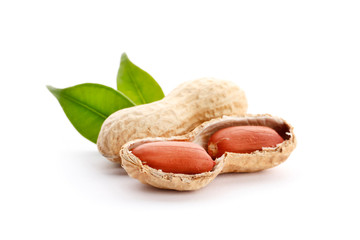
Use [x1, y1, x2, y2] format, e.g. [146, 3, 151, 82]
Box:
[97, 78, 248, 163]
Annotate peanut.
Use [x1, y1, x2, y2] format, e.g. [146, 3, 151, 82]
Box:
[131, 141, 215, 174]
[97, 78, 248, 163]
[208, 126, 284, 158]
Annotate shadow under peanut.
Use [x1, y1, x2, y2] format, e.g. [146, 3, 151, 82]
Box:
[99, 162, 128, 176]
[69, 149, 292, 203]
[125, 167, 292, 203]
[69, 150, 129, 177]
[213, 169, 289, 190]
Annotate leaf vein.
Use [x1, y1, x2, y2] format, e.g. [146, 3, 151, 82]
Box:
[60, 92, 108, 120]
[127, 64, 147, 104]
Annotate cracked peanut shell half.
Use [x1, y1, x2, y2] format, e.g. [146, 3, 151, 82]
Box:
[120, 137, 225, 191]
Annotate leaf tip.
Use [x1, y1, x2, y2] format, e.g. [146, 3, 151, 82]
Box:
[121, 52, 129, 62]
[46, 85, 60, 98]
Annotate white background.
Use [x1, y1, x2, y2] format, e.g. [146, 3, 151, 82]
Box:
[1, 0, 359, 239]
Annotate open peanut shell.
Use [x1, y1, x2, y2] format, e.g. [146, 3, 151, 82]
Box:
[120, 114, 296, 191]
[120, 136, 225, 191]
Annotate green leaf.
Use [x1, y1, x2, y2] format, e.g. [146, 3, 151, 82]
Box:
[117, 53, 165, 105]
[47, 83, 135, 143]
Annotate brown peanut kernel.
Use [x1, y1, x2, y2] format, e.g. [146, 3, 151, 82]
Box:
[208, 126, 284, 158]
[131, 141, 215, 174]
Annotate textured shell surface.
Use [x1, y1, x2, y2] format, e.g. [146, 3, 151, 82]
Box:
[120, 114, 296, 191]
[97, 78, 248, 163]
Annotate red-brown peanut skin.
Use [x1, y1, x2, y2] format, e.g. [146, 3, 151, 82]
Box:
[208, 126, 284, 159]
[131, 142, 215, 174]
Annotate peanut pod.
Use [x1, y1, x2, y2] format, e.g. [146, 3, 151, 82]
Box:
[98, 78, 248, 163]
